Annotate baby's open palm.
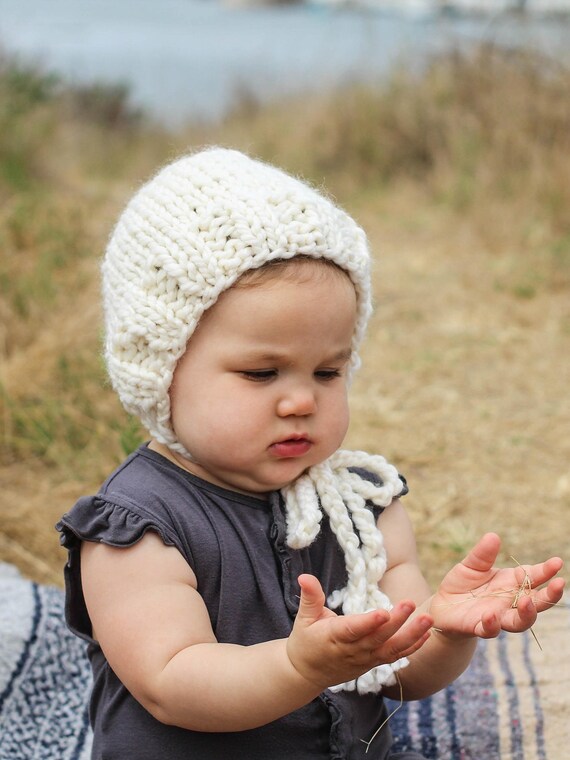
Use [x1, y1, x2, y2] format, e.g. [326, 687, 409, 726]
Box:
[430, 533, 564, 639]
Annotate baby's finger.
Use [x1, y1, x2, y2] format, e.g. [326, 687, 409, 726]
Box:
[521, 557, 564, 589]
[366, 600, 418, 643]
[393, 627, 432, 660]
[511, 594, 538, 629]
[334, 609, 391, 644]
[476, 610, 502, 639]
[461, 533, 501, 574]
[296, 574, 328, 623]
[531, 576, 565, 613]
[373, 614, 433, 661]
[358, 608, 432, 661]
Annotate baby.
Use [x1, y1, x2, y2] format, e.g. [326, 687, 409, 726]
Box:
[57, 148, 564, 760]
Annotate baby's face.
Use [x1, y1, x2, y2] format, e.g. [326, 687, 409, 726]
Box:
[167, 267, 358, 496]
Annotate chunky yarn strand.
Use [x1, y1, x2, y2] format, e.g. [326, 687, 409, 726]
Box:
[283, 449, 409, 694]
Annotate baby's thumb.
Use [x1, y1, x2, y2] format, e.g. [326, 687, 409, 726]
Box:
[297, 574, 326, 622]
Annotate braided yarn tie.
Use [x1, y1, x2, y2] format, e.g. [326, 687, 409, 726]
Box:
[283, 449, 410, 694]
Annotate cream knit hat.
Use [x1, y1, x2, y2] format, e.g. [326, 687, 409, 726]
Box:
[102, 147, 408, 693]
[102, 147, 371, 452]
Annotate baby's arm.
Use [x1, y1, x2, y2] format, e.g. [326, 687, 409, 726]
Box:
[81, 532, 432, 732]
[377, 502, 565, 701]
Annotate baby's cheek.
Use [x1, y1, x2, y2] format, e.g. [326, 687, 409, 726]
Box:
[336, 396, 351, 430]
[326, 404, 350, 449]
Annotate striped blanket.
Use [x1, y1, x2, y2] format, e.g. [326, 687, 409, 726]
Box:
[385, 605, 570, 759]
[0, 562, 567, 759]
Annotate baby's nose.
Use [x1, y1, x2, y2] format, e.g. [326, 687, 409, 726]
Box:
[276, 387, 317, 417]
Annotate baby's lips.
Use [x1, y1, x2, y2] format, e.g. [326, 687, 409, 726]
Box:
[269, 437, 312, 458]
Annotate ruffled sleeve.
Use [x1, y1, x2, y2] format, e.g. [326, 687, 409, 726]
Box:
[56, 495, 180, 641]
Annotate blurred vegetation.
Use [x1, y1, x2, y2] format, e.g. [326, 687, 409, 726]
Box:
[0, 55, 149, 344]
[232, 45, 570, 292]
[2, 42, 570, 469]
[1, 43, 569, 581]
[0, 53, 167, 478]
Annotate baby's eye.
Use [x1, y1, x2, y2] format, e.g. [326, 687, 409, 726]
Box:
[240, 369, 277, 382]
[314, 369, 342, 381]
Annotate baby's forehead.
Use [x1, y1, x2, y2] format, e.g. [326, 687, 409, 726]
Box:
[200, 262, 356, 322]
[184, 269, 358, 369]
[233, 256, 354, 290]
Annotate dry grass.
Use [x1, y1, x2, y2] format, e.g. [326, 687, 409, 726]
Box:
[1, 45, 568, 587]
[347, 193, 570, 584]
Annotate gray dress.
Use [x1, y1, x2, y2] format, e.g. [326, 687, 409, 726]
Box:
[57, 444, 425, 760]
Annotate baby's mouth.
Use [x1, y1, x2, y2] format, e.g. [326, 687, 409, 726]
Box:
[269, 436, 312, 458]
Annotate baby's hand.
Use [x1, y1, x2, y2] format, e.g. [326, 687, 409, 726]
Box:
[431, 533, 565, 640]
[286, 574, 433, 690]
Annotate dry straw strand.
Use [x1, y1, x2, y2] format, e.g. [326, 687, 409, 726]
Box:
[360, 670, 404, 754]
[509, 556, 543, 651]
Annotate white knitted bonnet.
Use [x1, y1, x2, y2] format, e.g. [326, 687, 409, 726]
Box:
[102, 147, 408, 693]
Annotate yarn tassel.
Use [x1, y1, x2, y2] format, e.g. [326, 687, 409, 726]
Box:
[282, 449, 409, 694]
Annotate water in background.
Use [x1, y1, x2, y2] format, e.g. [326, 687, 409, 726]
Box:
[0, 0, 569, 126]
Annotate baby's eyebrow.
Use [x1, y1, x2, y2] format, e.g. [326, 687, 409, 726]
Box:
[240, 348, 352, 365]
[328, 348, 353, 364]
[241, 351, 292, 365]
